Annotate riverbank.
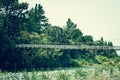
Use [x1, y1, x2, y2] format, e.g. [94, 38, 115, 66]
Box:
[0, 65, 120, 80]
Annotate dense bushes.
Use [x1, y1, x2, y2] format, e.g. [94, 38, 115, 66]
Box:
[0, 0, 119, 71]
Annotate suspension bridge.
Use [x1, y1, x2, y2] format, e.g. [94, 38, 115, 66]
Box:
[16, 44, 120, 51]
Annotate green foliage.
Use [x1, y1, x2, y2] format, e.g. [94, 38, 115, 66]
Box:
[17, 31, 41, 44]
[64, 18, 77, 40]
[56, 71, 70, 80]
[26, 4, 49, 33]
[75, 68, 86, 79]
[66, 18, 77, 32]
[0, 13, 3, 31]
[44, 26, 69, 44]
[69, 59, 82, 67]
[81, 35, 93, 45]
[95, 55, 110, 64]
[0, 0, 118, 71]
[0, 0, 28, 37]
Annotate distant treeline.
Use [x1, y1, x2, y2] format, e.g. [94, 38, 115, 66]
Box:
[0, 0, 119, 71]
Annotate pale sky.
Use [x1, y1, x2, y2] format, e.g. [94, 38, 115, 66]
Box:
[19, 0, 120, 46]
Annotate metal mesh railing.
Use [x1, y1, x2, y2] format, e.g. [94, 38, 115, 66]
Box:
[16, 44, 120, 50]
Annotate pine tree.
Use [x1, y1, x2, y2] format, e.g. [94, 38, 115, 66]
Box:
[0, 0, 28, 37]
[26, 4, 49, 33]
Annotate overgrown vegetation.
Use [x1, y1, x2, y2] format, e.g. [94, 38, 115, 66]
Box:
[0, 0, 120, 71]
[0, 65, 120, 80]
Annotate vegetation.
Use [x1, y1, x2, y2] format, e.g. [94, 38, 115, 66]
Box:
[0, 65, 120, 80]
[0, 0, 120, 72]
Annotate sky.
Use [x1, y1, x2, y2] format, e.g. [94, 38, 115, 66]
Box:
[19, 0, 120, 46]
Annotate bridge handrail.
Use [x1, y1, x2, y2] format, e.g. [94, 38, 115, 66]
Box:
[15, 44, 120, 50]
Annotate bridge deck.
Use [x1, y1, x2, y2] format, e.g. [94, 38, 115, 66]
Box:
[16, 44, 120, 50]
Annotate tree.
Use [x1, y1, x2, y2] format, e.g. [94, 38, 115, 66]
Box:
[0, 0, 28, 71]
[99, 37, 104, 46]
[0, 13, 3, 31]
[26, 4, 49, 33]
[64, 18, 77, 39]
[108, 42, 113, 46]
[81, 35, 93, 45]
[0, 31, 16, 70]
[71, 29, 83, 40]
[71, 29, 83, 44]
[44, 26, 69, 44]
[0, 0, 28, 38]
[64, 18, 83, 45]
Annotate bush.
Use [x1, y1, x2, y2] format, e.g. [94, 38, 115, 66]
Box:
[69, 59, 82, 67]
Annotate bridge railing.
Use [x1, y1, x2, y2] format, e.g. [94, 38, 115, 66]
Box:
[15, 44, 120, 50]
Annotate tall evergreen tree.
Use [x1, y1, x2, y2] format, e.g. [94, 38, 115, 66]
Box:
[0, 0, 28, 38]
[26, 4, 49, 33]
[99, 37, 104, 46]
[65, 18, 77, 35]
[64, 18, 83, 43]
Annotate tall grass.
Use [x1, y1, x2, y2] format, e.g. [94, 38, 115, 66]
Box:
[56, 71, 70, 80]
[0, 65, 120, 80]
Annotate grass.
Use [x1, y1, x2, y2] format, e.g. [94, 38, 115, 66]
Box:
[0, 65, 120, 80]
